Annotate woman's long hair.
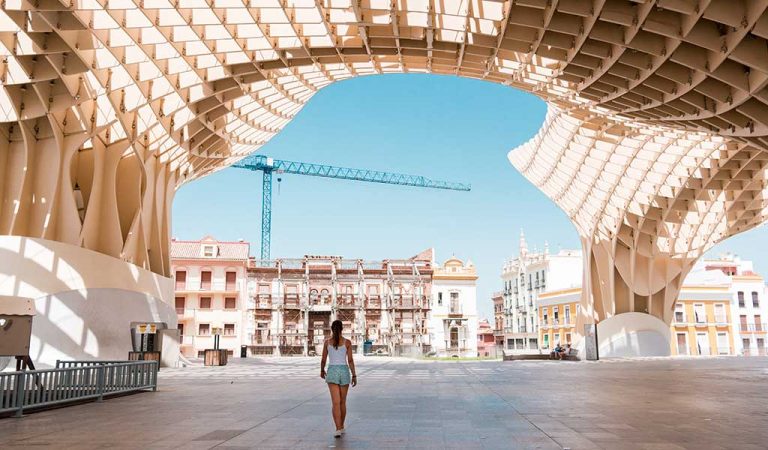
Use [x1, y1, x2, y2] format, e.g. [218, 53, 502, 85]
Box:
[331, 320, 343, 349]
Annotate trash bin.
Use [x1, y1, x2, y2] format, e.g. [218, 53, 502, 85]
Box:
[240, 345, 247, 358]
[363, 340, 373, 355]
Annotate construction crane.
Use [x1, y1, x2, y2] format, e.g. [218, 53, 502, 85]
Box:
[232, 154, 471, 260]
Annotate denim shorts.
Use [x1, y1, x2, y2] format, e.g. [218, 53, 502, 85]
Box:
[326, 365, 351, 385]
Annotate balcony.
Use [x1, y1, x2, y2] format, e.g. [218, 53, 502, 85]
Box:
[309, 295, 333, 307]
[283, 294, 301, 308]
[714, 315, 728, 324]
[251, 332, 271, 345]
[177, 280, 241, 294]
[740, 323, 768, 333]
[366, 295, 382, 308]
[336, 294, 359, 307]
[393, 295, 425, 309]
[254, 294, 272, 309]
[743, 348, 768, 356]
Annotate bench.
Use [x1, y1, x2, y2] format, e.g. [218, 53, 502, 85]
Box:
[563, 348, 579, 361]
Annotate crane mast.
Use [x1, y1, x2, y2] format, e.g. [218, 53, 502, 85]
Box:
[233, 155, 471, 260]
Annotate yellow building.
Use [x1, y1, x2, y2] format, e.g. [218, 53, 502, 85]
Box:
[537, 288, 581, 350]
[671, 285, 736, 356]
[537, 282, 737, 357]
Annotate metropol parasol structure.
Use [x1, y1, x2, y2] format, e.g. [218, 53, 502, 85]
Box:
[0, 0, 767, 362]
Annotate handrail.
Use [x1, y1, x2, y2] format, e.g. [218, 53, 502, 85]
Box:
[1, 361, 158, 418]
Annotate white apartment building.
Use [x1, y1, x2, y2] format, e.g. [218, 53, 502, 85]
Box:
[501, 231, 582, 353]
[701, 255, 768, 356]
[430, 256, 479, 357]
[171, 236, 250, 358]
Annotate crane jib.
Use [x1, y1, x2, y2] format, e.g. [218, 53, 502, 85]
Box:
[232, 155, 471, 259]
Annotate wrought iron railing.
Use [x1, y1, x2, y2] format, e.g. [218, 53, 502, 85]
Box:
[0, 360, 158, 418]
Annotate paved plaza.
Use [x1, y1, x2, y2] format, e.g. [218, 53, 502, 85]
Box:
[2, 357, 768, 449]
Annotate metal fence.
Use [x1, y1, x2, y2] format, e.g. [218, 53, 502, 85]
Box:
[1, 360, 158, 418]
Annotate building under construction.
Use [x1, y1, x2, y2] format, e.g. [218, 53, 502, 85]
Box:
[247, 249, 436, 357]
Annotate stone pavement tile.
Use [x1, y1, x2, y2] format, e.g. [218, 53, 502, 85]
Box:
[581, 431, 620, 441]
[638, 444, 688, 450]
[3, 357, 768, 449]
[547, 435, 600, 450]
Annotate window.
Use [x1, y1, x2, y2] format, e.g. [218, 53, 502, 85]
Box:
[198, 324, 210, 336]
[676, 333, 688, 355]
[565, 332, 571, 344]
[175, 270, 186, 290]
[437, 292, 443, 306]
[543, 334, 549, 349]
[755, 315, 763, 332]
[225, 271, 237, 291]
[696, 332, 710, 356]
[693, 304, 706, 323]
[450, 292, 459, 313]
[175, 297, 185, 314]
[674, 303, 685, 323]
[200, 297, 211, 309]
[202, 245, 216, 257]
[740, 315, 748, 331]
[553, 306, 559, 322]
[738, 291, 745, 307]
[752, 292, 759, 308]
[543, 308, 548, 324]
[200, 271, 212, 290]
[225, 297, 236, 310]
[714, 304, 726, 323]
[224, 324, 235, 336]
[716, 332, 729, 355]
[564, 306, 571, 324]
[178, 323, 184, 336]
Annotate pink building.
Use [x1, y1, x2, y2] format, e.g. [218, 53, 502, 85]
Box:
[171, 236, 250, 358]
[477, 319, 497, 358]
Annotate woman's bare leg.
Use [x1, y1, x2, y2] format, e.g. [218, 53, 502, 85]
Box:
[339, 384, 350, 428]
[327, 383, 342, 430]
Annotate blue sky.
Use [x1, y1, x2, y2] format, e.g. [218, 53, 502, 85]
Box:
[173, 74, 768, 320]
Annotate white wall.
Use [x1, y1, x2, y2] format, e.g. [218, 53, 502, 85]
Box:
[597, 312, 671, 358]
[546, 254, 583, 292]
[31, 289, 177, 367]
[0, 236, 176, 367]
[431, 279, 478, 357]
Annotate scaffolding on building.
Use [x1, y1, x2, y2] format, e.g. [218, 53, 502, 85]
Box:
[245, 255, 433, 356]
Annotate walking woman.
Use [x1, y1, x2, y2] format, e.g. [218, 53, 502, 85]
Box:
[320, 320, 357, 438]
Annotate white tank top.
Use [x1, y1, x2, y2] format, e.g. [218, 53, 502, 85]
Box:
[327, 340, 348, 366]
